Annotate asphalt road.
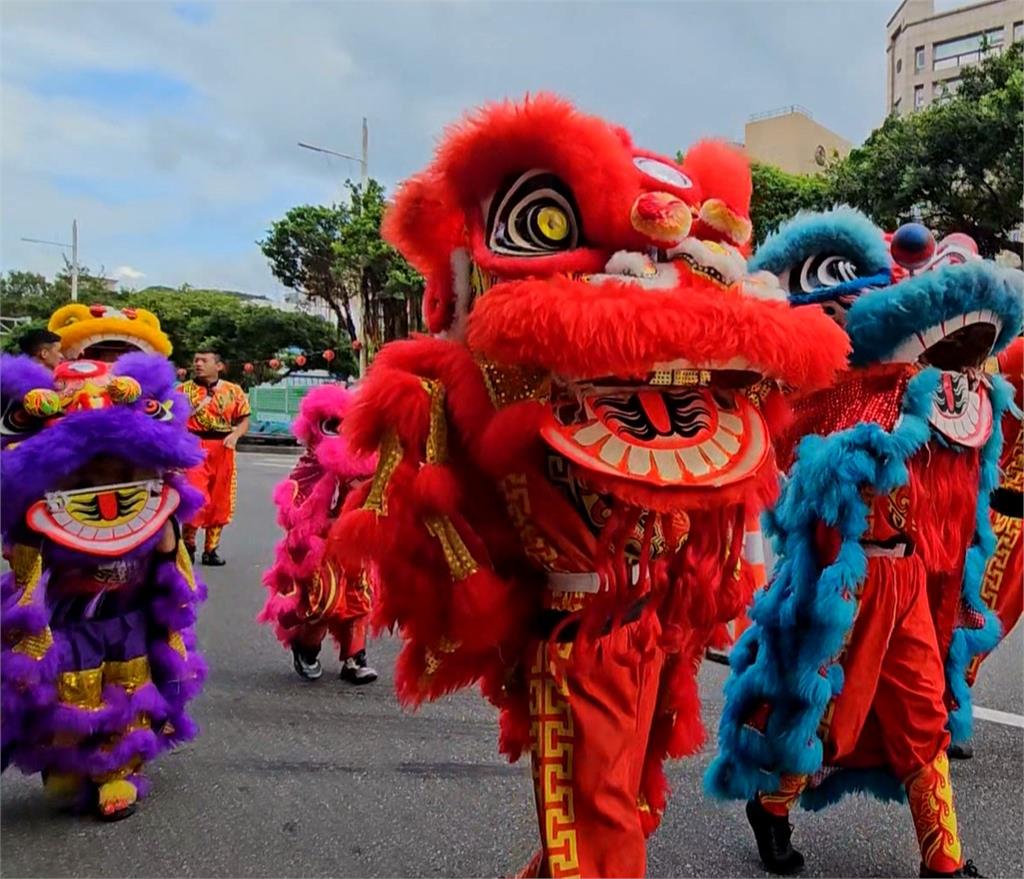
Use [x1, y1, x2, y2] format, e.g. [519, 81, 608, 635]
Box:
[2, 451, 1022, 878]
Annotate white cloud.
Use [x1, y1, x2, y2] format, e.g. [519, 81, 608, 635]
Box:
[112, 265, 145, 282]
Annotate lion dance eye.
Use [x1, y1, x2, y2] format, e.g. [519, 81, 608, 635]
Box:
[787, 254, 860, 294]
[1, 401, 43, 437]
[142, 398, 174, 422]
[320, 417, 341, 436]
[486, 171, 580, 256]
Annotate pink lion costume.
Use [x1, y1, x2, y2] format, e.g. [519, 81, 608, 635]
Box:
[258, 384, 379, 684]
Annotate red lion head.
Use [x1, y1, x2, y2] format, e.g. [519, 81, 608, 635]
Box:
[384, 94, 847, 506]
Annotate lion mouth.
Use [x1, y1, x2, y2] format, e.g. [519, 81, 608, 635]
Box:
[69, 334, 156, 362]
[885, 310, 1002, 371]
[26, 474, 178, 557]
[541, 369, 770, 488]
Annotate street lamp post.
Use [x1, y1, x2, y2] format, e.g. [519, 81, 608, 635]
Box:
[21, 219, 80, 301]
[297, 118, 370, 377]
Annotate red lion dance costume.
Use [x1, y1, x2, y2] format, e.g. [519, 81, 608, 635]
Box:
[259, 385, 378, 683]
[331, 95, 846, 877]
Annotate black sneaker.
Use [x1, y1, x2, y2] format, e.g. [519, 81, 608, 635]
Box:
[920, 860, 983, 878]
[201, 550, 226, 567]
[745, 798, 805, 875]
[339, 649, 378, 685]
[947, 742, 974, 760]
[292, 645, 323, 681]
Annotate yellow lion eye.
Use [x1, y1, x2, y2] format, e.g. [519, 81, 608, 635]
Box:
[536, 206, 569, 241]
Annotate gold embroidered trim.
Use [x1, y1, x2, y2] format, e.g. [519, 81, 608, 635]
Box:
[177, 539, 198, 592]
[364, 430, 402, 515]
[12, 627, 54, 659]
[477, 359, 550, 409]
[58, 668, 104, 709]
[424, 515, 479, 580]
[57, 657, 152, 709]
[421, 379, 448, 465]
[13, 544, 42, 605]
[167, 631, 188, 659]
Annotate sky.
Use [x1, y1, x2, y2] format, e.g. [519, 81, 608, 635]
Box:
[1, 0, 922, 298]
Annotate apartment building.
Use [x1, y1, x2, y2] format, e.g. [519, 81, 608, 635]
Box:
[886, 0, 1022, 115]
[744, 106, 852, 176]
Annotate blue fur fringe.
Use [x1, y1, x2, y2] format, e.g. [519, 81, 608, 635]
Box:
[705, 368, 1010, 807]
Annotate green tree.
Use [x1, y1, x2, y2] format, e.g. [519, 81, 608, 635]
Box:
[828, 41, 1023, 257]
[1, 277, 355, 380]
[749, 163, 833, 244]
[258, 203, 357, 339]
[259, 179, 425, 366]
[332, 179, 424, 360]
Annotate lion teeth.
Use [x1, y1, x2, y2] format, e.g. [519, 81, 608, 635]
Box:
[627, 445, 652, 476]
[652, 449, 682, 480]
[598, 435, 627, 466]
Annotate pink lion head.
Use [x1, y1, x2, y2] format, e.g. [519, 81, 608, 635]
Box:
[293, 384, 376, 480]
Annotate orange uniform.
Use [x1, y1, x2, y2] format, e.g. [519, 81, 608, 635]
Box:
[178, 379, 251, 553]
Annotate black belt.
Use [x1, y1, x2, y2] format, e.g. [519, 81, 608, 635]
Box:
[862, 536, 914, 559]
[991, 487, 1023, 519]
[537, 596, 649, 643]
[194, 430, 232, 441]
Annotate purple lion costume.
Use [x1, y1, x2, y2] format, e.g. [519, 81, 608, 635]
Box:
[1, 353, 207, 820]
[258, 384, 379, 683]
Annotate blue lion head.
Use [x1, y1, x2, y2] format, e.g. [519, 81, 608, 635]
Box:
[751, 207, 1023, 369]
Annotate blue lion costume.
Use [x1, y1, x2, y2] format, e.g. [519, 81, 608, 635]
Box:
[706, 208, 1023, 877]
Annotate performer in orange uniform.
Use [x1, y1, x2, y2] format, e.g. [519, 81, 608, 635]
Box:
[178, 350, 250, 566]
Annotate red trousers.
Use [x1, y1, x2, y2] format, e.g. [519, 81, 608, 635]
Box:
[292, 569, 372, 659]
[186, 437, 237, 529]
[527, 615, 663, 879]
[823, 556, 949, 780]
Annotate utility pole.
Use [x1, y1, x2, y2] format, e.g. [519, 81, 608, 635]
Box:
[21, 218, 79, 301]
[297, 119, 371, 377]
[71, 219, 79, 302]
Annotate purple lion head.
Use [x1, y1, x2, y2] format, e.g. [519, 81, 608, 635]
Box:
[1, 353, 203, 555]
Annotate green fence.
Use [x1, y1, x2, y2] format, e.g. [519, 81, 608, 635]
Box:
[247, 376, 335, 441]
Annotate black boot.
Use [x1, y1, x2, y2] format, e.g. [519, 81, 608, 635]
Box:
[746, 798, 805, 875]
[339, 649, 378, 685]
[920, 859, 983, 877]
[947, 742, 974, 760]
[201, 550, 226, 567]
[291, 644, 323, 681]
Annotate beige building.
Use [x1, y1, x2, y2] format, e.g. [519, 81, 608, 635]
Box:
[886, 0, 1022, 115]
[743, 106, 852, 176]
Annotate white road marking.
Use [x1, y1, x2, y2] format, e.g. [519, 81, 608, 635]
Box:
[974, 706, 1024, 729]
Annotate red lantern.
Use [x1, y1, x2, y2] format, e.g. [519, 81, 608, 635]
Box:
[323, 349, 336, 363]
[176, 367, 187, 380]
[243, 362, 255, 374]
[351, 339, 363, 352]
[295, 354, 307, 367]
[269, 358, 281, 370]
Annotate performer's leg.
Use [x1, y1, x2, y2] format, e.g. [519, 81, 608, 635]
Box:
[202, 443, 235, 564]
[527, 615, 663, 879]
[747, 559, 907, 875]
[291, 623, 327, 681]
[204, 525, 223, 554]
[334, 572, 377, 684]
[872, 577, 962, 876]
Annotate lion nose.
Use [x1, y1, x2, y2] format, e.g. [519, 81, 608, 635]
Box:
[630, 191, 692, 243]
